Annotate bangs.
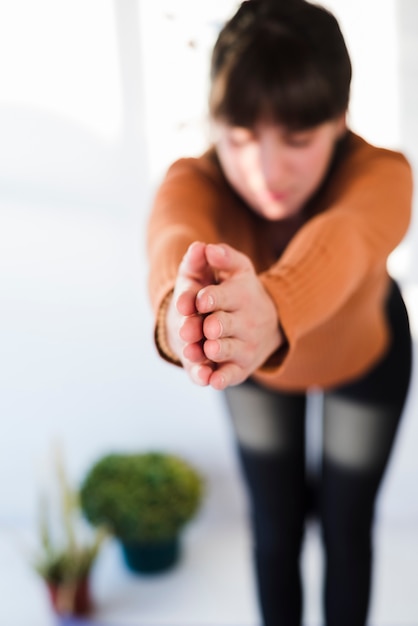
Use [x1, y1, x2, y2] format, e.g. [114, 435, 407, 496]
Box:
[210, 29, 347, 131]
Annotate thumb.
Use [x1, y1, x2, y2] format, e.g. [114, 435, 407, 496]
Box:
[175, 241, 217, 316]
[178, 241, 211, 282]
[205, 243, 253, 280]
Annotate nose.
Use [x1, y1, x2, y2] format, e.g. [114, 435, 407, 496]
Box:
[258, 134, 288, 190]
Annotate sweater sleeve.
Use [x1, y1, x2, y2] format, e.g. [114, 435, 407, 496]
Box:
[146, 155, 225, 317]
[259, 145, 413, 356]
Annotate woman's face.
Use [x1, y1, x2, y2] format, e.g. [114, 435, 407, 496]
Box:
[213, 116, 346, 220]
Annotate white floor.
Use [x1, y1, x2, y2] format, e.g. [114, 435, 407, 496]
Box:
[2, 515, 418, 626]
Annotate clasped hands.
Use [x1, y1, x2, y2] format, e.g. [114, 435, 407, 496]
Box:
[165, 241, 283, 390]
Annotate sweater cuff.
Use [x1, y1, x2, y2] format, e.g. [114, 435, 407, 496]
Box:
[155, 291, 182, 366]
[257, 321, 290, 373]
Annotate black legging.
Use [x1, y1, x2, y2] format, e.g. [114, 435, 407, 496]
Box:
[223, 280, 412, 626]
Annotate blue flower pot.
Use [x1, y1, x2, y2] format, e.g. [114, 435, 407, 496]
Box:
[121, 537, 180, 574]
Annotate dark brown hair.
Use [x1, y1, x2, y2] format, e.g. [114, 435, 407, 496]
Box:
[210, 0, 352, 130]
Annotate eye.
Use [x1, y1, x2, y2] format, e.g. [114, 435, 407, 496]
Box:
[285, 131, 314, 148]
[227, 127, 255, 147]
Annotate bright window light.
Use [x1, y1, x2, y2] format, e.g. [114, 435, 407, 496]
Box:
[0, 0, 123, 141]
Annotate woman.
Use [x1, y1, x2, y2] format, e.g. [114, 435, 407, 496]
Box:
[146, 1, 413, 624]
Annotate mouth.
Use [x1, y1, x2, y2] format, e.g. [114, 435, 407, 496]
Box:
[263, 189, 289, 203]
[270, 192, 287, 201]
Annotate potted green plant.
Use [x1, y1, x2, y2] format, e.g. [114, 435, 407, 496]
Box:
[32, 450, 107, 619]
[79, 451, 204, 574]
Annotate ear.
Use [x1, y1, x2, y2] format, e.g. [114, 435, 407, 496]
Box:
[335, 112, 347, 138]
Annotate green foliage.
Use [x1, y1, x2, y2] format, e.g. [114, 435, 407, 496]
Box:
[80, 452, 204, 544]
[33, 449, 107, 585]
[33, 535, 104, 585]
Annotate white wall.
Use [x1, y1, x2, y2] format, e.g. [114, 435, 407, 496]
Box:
[0, 0, 417, 532]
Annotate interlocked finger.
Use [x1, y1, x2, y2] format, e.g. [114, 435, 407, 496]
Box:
[204, 336, 241, 363]
[203, 311, 235, 341]
[180, 313, 204, 343]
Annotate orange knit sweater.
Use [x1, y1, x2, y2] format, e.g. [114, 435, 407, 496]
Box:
[147, 132, 413, 391]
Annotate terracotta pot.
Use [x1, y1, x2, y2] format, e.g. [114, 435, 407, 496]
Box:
[46, 577, 92, 617]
